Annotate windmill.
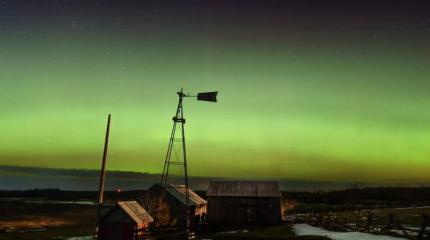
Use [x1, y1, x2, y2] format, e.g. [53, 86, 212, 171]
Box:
[160, 88, 217, 234]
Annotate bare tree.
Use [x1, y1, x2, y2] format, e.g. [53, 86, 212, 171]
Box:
[139, 191, 172, 227]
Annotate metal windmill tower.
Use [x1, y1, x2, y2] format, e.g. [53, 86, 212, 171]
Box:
[160, 88, 217, 234]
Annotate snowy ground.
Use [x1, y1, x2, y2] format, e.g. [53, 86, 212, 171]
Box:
[293, 224, 407, 240]
[64, 236, 92, 240]
[66, 225, 410, 240]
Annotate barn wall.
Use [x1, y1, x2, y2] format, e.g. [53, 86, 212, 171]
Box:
[164, 189, 190, 229]
[195, 204, 207, 216]
[99, 223, 136, 240]
[141, 184, 206, 229]
[102, 209, 134, 223]
[99, 209, 137, 240]
[208, 197, 281, 225]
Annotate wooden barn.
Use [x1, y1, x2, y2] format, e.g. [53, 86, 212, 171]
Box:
[98, 201, 153, 240]
[207, 181, 282, 226]
[139, 184, 207, 229]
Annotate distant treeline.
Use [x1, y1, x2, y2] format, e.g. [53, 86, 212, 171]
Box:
[284, 187, 430, 206]
[2, 187, 430, 206]
[0, 188, 142, 201]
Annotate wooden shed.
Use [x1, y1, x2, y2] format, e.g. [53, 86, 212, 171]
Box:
[207, 181, 282, 226]
[139, 184, 207, 229]
[98, 201, 153, 240]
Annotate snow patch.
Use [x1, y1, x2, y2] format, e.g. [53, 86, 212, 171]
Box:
[293, 224, 407, 240]
[64, 236, 92, 240]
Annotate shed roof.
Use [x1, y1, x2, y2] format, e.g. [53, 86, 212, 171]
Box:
[117, 201, 153, 224]
[166, 184, 207, 206]
[207, 181, 281, 197]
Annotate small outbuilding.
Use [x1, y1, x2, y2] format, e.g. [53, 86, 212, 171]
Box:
[207, 181, 282, 226]
[139, 184, 207, 229]
[98, 201, 153, 240]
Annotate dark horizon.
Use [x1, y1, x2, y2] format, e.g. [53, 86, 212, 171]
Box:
[1, 165, 428, 191]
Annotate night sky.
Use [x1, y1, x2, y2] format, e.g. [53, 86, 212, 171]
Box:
[1, 1, 430, 182]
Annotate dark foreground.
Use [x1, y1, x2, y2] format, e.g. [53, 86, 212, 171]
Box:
[0, 200, 95, 240]
[2, 187, 430, 239]
[0, 200, 327, 240]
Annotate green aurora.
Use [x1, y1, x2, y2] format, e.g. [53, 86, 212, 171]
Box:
[1, 1, 429, 182]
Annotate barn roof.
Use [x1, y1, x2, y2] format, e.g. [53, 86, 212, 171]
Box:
[118, 201, 153, 224]
[166, 184, 207, 206]
[207, 181, 281, 197]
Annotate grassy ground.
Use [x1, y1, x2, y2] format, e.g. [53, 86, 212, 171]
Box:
[0, 200, 329, 240]
[0, 201, 96, 240]
[1, 199, 428, 240]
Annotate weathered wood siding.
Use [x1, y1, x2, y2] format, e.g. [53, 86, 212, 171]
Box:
[208, 196, 282, 225]
[140, 184, 207, 229]
[99, 208, 150, 240]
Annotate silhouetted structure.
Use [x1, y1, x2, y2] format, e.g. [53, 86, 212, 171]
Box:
[98, 201, 153, 240]
[96, 114, 111, 233]
[159, 88, 217, 235]
[140, 183, 207, 229]
[207, 181, 282, 226]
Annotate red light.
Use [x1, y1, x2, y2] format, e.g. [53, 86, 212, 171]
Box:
[117, 188, 122, 193]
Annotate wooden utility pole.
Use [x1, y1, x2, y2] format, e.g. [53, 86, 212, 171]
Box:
[95, 114, 111, 238]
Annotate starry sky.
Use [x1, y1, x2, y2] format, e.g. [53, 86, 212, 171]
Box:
[1, 0, 430, 182]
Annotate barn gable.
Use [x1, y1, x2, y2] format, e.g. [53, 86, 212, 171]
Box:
[165, 184, 207, 206]
[118, 201, 154, 224]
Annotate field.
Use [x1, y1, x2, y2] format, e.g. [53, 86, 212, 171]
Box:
[1, 188, 430, 239]
[0, 200, 96, 240]
[0, 199, 328, 240]
[0, 201, 329, 240]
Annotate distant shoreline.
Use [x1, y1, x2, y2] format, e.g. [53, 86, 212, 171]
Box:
[2, 165, 429, 191]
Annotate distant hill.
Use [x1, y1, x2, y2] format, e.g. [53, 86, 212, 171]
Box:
[0, 165, 216, 191]
[1, 165, 428, 191]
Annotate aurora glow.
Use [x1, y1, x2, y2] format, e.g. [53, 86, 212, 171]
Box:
[1, 1, 429, 182]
